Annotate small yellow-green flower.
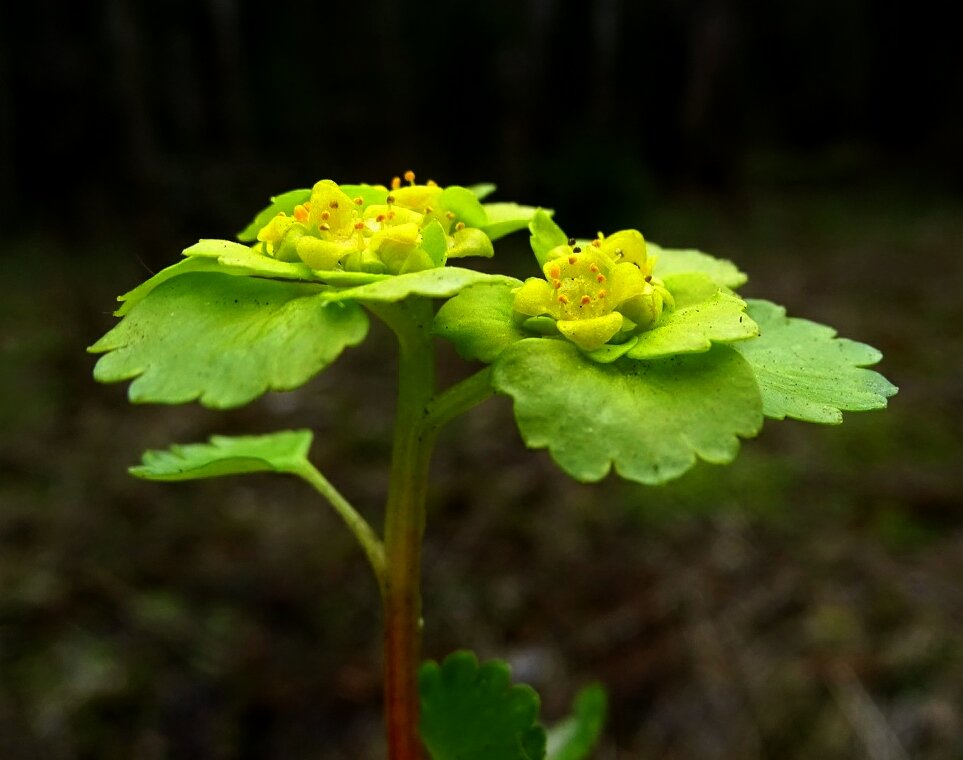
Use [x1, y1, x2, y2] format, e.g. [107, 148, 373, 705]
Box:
[255, 172, 493, 275]
[513, 230, 673, 351]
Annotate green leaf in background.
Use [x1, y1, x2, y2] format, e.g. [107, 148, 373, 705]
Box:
[545, 684, 608, 760]
[482, 202, 541, 240]
[419, 651, 547, 760]
[529, 209, 568, 266]
[130, 430, 313, 481]
[236, 188, 312, 242]
[492, 340, 763, 484]
[649, 242, 748, 289]
[438, 186, 490, 228]
[467, 182, 497, 200]
[321, 267, 518, 304]
[433, 281, 526, 362]
[626, 275, 759, 360]
[89, 273, 369, 408]
[732, 299, 897, 424]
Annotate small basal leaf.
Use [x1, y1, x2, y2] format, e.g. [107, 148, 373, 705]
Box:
[433, 281, 526, 362]
[732, 299, 898, 424]
[529, 209, 567, 266]
[626, 276, 759, 360]
[492, 340, 763, 484]
[546, 684, 607, 760]
[130, 430, 313, 481]
[650, 242, 748, 289]
[237, 188, 312, 242]
[321, 267, 518, 304]
[89, 273, 369, 409]
[419, 651, 546, 760]
[482, 203, 541, 240]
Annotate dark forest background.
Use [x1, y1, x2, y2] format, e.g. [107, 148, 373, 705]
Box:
[1, 2, 961, 759]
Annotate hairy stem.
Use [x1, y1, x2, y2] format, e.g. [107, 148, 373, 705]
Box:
[371, 299, 436, 760]
[294, 461, 386, 595]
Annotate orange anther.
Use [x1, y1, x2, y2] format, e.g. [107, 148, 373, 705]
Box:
[404, 170, 416, 183]
[597, 274, 606, 283]
[354, 221, 365, 230]
[294, 204, 308, 222]
[580, 295, 591, 305]
[591, 239, 601, 248]
[320, 210, 331, 221]
[550, 266, 561, 279]
[353, 196, 364, 205]
[455, 222, 465, 231]
[391, 176, 401, 190]
[553, 279, 562, 289]
[598, 289, 607, 298]
[558, 295, 569, 305]
[446, 211, 456, 219]
[376, 214, 386, 222]
[589, 263, 599, 273]
[329, 201, 339, 209]
[568, 255, 577, 265]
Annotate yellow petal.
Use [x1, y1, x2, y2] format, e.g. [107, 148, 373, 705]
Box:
[308, 180, 358, 233]
[296, 236, 354, 270]
[513, 278, 559, 318]
[600, 229, 648, 270]
[557, 313, 624, 351]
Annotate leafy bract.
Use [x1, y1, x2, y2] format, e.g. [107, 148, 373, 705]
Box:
[419, 651, 546, 760]
[529, 209, 568, 267]
[468, 182, 497, 201]
[89, 273, 368, 409]
[732, 299, 897, 424]
[625, 274, 759, 360]
[482, 203, 541, 240]
[130, 430, 313, 481]
[236, 188, 312, 242]
[433, 281, 526, 362]
[492, 340, 763, 484]
[545, 685, 607, 760]
[649, 242, 747, 289]
[321, 267, 518, 304]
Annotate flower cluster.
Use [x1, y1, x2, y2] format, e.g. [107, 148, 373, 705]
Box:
[256, 172, 493, 275]
[513, 230, 673, 351]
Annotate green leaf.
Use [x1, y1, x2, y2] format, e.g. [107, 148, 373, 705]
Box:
[482, 203, 541, 240]
[439, 186, 489, 228]
[467, 182, 497, 201]
[649, 242, 748, 289]
[732, 299, 897, 424]
[421, 220, 449, 267]
[322, 267, 518, 304]
[89, 273, 369, 409]
[434, 281, 526, 362]
[339, 182, 389, 208]
[529, 209, 568, 267]
[419, 651, 546, 760]
[236, 188, 311, 242]
[492, 340, 763, 484]
[626, 276, 759, 360]
[130, 430, 313, 481]
[546, 685, 607, 760]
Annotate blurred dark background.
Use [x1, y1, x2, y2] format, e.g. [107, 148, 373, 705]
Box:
[1, 1, 961, 758]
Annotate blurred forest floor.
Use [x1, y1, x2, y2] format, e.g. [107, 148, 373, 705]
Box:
[1, 163, 961, 759]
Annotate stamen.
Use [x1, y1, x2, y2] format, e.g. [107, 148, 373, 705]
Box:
[591, 239, 601, 248]
[375, 214, 386, 222]
[404, 170, 416, 184]
[597, 274, 606, 283]
[386, 194, 395, 204]
[426, 179, 438, 187]
[425, 206, 433, 213]
[329, 201, 339, 209]
[391, 176, 401, 190]
[387, 211, 396, 219]
[294, 204, 309, 222]
[354, 221, 365, 230]
[598, 289, 607, 298]
[573, 246, 581, 253]
[645, 274, 652, 282]
[320, 210, 331, 221]
[353, 196, 364, 205]
[446, 211, 456, 219]
[568, 238, 576, 246]
[553, 279, 562, 289]
[589, 263, 599, 273]
[455, 222, 466, 231]
[558, 294, 569, 305]
[580, 295, 591, 305]
[568, 255, 577, 265]
[549, 266, 561, 279]
[319, 222, 331, 231]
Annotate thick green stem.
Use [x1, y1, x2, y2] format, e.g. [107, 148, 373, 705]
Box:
[424, 367, 494, 435]
[294, 461, 386, 595]
[371, 299, 436, 760]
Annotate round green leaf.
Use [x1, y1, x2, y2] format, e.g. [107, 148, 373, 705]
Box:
[419, 651, 546, 760]
[732, 299, 898, 424]
[89, 273, 369, 408]
[492, 340, 764, 484]
[649, 242, 748, 289]
[322, 267, 518, 304]
[130, 430, 313, 481]
[433, 281, 526, 362]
